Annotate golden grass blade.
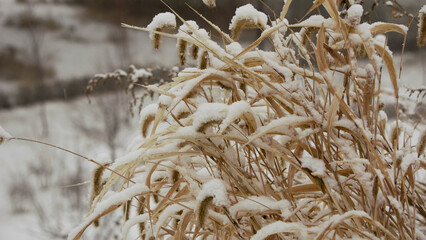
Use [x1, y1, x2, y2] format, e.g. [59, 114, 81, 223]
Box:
[62, 2, 426, 239]
[176, 210, 194, 239]
[322, 0, 339, 22]
[370, 23, 408, 35]
[315, 24, 328, 73]
[245, 116, 314, 146]
[374, 43, 398, 96]
[305, 0, 326, 20]
[323, 43, 347, 66]
[279, 0, 293, 20]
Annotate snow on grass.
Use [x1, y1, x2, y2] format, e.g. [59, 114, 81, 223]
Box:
[229, 196, 291, 218]
[178, 20, 199, 36]
[225, 42, 243, 56]
[347, 4, 363, 26]
[147, 12, 176, 40]
[300, 157, 327, 177]
[251, 222, 308, 240]
[219, 101, 252, 133]
[197, 179, 229, 207]
[122, 213, 149, 240]
[295, 15, 335, 28]
[0, 125, 12, 144]
[229, 4, 268, 31]
[68, 184, 149, 240]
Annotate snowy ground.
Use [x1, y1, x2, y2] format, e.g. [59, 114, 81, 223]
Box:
[0, 92, 156, 239]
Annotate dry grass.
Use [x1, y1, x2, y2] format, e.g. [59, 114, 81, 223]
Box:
[69, 2, 426, 240]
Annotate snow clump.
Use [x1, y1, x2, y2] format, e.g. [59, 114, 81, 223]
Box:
[147, 12, 176, 40]
[347, 4, 363, 26]
[197, 179, 229, 206]
[229, 4, 268, 31]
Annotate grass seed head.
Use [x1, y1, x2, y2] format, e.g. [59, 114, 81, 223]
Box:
[191, 44, 199, 60]
[418, 6, 426, 47]
[198, 196, 213, 227]
[417, 129, 426, 156]
[177, 39, 187, 66]
[198, 50, 209, 69]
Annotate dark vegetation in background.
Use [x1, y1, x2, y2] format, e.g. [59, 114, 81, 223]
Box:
[0, 67, 170, 109]
[75, 0, 421, 51]
[0, 46, 55, 84]
[8, 0, 422, 49]
[0, 0, 422, 110]
[4, 11, 61, 31]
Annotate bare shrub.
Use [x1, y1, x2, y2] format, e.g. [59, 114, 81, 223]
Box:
[7, 172, 35, 214]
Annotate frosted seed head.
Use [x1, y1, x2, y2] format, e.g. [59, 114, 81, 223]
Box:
[229, 4, 268, 40]
[147, 12, 176, 49]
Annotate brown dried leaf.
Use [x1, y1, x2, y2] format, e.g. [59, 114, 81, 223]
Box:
[374, 43, 398, 96]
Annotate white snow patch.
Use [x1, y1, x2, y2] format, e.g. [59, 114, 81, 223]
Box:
[347, 4, 363, 26]
[251, 222, 308, 240]
[197, 179, 229, 207]
[178, 20, 199, 36]
[226, 42, 243, 56]
[229, 196, 290, 218]
[420, 5, 426, 14]
[192, 102, 228, 131]
[229, 4, 268, 31]
[147, 12, 176, 40]
[139, 103, 158, 124]
[95, 152, 112, 166]
[400, 152, 418, 173]
[219, 101, 252, 133]
[122, 213, 149, 240]
[300, 157, 327, 177]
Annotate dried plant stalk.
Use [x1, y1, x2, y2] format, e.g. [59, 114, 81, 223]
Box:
[68, 2, 426, 240]
[418, 6, 426, 47]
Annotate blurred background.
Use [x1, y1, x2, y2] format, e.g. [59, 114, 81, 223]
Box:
[0, 0, 424, 239]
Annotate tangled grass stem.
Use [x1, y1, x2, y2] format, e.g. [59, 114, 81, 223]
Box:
[66, 2, 426, 239]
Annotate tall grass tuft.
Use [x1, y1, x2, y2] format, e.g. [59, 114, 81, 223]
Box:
[69, 2, 425, 240]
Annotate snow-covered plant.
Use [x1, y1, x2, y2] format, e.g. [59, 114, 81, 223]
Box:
[67, 2, 426, 239]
